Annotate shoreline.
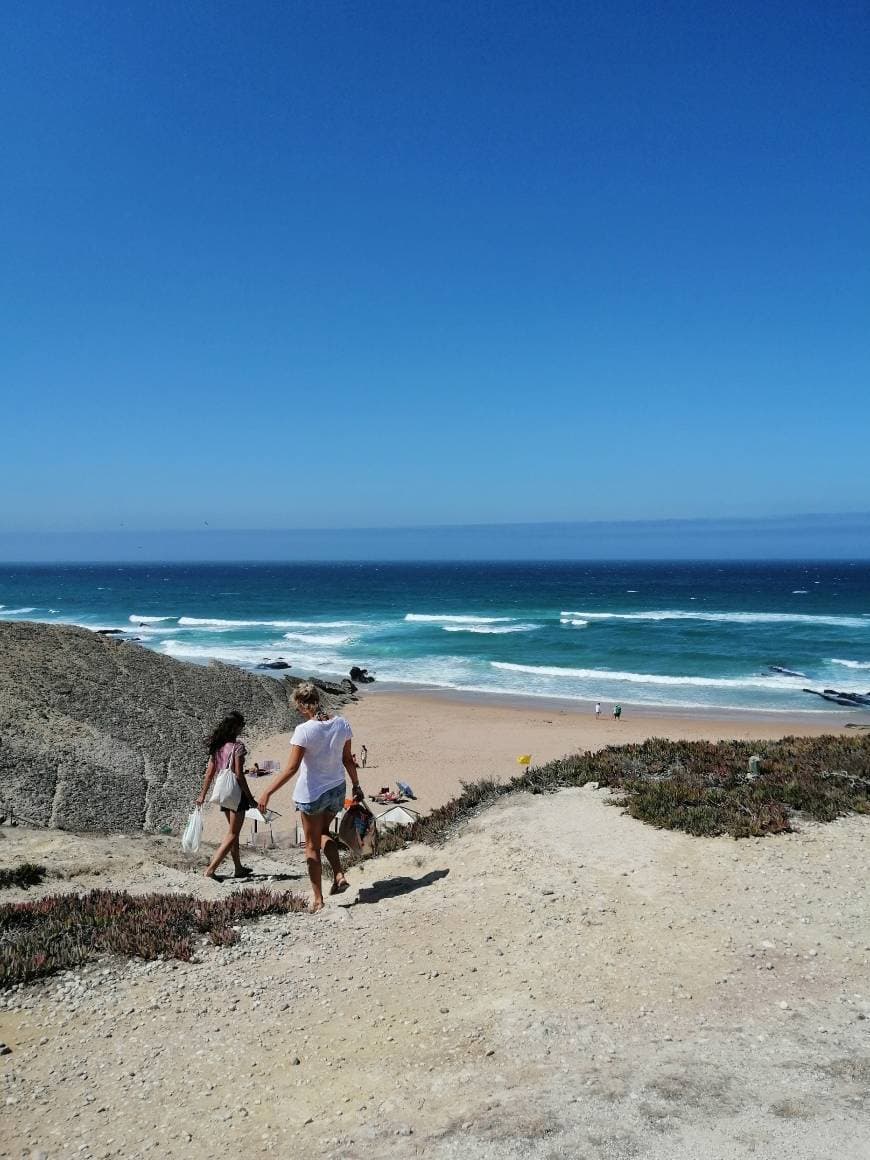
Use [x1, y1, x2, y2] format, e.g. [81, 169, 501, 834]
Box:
[357, 677, 863, 727]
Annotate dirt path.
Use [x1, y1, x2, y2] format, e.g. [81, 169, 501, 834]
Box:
[2, 791, 869, 1158]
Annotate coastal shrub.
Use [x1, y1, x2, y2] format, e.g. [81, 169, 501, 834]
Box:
[0, 863, 46, 890]
[0, 887, 307, 988]
[346, 733, 870, 861]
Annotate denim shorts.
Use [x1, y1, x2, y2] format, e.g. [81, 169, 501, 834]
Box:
[295, 784, 345, 816]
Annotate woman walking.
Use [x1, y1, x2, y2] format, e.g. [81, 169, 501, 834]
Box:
[197, 711, 255, 880]
[259, 682, 363, 912]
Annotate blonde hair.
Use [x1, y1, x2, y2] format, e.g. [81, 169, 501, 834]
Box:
[292, 681, 321, 711]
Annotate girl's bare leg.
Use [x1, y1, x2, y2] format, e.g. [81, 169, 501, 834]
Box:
[319, 813, 348, 893]
[204, 809, 245, 877]
[301, 812, 326, 911]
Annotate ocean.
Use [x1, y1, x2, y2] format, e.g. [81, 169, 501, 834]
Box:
[1, 561, 869, 714]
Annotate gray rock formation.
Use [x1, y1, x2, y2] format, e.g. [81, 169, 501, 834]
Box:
[0, 622, 347, 834]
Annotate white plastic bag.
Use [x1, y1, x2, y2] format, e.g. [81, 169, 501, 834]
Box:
[181, 806, 203, 854]
[210, 767, 241, 811]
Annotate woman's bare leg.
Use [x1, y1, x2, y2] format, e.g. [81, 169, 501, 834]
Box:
[319, 813, 348, 893]
[204, 809, 245, 877]
[301, 812, 326, 911]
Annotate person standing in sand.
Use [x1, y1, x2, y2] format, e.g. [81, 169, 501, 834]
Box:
[258, 682, 363, 913]
[197, 711, 256, 880]
[594, 702, 601, 720]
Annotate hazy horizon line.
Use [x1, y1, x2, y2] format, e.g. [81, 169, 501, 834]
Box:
[1, 512, 869, 563]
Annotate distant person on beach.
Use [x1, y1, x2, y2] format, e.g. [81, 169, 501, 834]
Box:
[613, 703, 622, 720]
[258, 682, 363, 913]
[594, 702, 601, 720]
[197, 711, 256, 880]
[360, 744, 368, 767]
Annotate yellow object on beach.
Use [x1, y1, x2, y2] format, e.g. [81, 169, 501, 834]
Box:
[516, 754, 532, 765]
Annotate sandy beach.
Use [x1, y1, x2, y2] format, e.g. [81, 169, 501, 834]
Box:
[232, 689, 858, 842]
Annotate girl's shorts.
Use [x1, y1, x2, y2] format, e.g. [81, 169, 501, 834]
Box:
[295, 784, 345, 816]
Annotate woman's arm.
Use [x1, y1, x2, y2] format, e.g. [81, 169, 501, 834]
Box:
[343, 739, 364, 800]
[195, 756, 216, 806]
[258, 745, 304, 810]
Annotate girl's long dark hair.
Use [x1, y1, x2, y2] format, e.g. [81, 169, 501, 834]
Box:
[206, 711, 245, 756]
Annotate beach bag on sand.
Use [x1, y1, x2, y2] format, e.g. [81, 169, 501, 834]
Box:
[338, 801, 378, 857]
[210, 744, 242, 811]
[181, 806, 203, 854]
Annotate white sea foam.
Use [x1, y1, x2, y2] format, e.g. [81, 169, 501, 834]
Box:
[282, 631, 354, 646]
[560, 609, 870, 628]
[404, 613, 514, 624]
[128, 614, 175, 624]
[177, 616, 360, 629]
[441, 623, 536, 635]
[560, 618, 589, 627]
[792, 590, 808, 595]
[491, 661, 819, 691]
[0, 607, 36, 616]
[829, 658, 870, 670]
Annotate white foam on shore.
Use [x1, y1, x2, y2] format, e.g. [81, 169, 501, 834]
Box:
[560, 609, 870, 628]
[491, 661, 827, 692]
[829, 658, 870, 670]
[404, 613, 514, 624]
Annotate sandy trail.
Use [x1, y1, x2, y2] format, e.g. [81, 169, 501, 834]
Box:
[2, 784, 869, 1159]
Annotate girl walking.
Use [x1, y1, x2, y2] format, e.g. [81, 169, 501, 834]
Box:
[197, 711, 256, 879]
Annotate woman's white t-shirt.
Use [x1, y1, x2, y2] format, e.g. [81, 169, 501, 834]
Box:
[291, 716, 352, 804]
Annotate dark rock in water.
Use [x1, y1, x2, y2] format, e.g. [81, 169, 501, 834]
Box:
[0, 622, 350, 834]
[96, 629, 124, 635]
[257, 660, 291, 670]
[768, 665, 806, 678]
[340, 678, 357, 694]
[804, 687, 870, 708]
[349, 666, 376, 684]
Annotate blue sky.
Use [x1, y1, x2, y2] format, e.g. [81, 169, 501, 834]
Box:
[2, 1, 868, 545]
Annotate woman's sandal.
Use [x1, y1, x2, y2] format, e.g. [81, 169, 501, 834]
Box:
[233, 866, 253, 879]
[329, 877, 350, 895]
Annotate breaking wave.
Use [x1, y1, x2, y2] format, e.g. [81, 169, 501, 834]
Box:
[442, 623, 536, 635]
[177, 616, 360, 629]
[404, 613, 515, 624]
[560, 609, 870, 628]
[491, 661, 816, 691]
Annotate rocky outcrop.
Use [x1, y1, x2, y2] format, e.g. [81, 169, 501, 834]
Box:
[0, 622, 348, 834]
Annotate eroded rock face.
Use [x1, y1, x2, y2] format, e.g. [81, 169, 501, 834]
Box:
[0, 622, 346, 834]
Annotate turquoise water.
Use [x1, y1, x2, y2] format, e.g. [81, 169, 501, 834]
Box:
[1, 562, 869, 714]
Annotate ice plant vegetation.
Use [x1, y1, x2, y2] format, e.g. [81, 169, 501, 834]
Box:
[355, 733, 870, 862]
[0, 887, 306, 988]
